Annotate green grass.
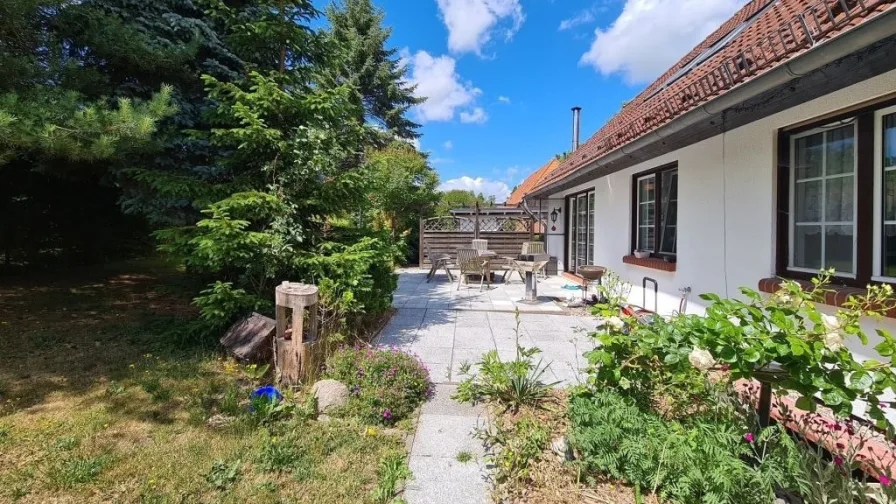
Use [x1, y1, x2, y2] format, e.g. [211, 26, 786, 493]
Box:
[0, 258, 411, 503]
[456, 451, 474, 463]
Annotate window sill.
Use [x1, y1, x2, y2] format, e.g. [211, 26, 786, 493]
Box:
[622, 255, 677, 272]
[758, 277, 896, 318]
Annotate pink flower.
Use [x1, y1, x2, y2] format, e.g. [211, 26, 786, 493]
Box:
[382, 408, 392, 420]
[744, 433, 755, 443]
[834, 456, 843, 466]
[881, 475, 892, 486]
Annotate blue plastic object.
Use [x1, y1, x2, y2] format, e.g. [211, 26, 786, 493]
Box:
[251, 385, 283, 403]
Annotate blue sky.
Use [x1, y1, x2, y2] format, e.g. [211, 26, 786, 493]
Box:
[351, 0, 748, 200]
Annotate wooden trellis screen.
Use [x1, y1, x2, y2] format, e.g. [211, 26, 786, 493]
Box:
[418, 214, 536, 267]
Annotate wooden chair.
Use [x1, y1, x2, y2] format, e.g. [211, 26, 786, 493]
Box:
[520, 242, 548, 279]
[456, 248, 489, 291]
[521, 241, 545, 255]
[471, 239, 488, 253]
[424, 244, 453, 283]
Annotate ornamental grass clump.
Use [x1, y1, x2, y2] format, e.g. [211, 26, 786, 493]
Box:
[322, 346, 432, 424]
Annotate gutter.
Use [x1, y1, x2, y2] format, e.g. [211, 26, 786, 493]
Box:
[526, 7, 896, 200]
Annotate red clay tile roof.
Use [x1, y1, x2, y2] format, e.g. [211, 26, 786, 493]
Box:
[534, 0, 896, 193]
[506, 158, 562, 205]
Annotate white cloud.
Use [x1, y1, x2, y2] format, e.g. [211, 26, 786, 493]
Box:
[436, 0, 525, 55]
[401, 49, 484, 123]
[459, 107, 488, 124]
[559, 9, 596, 31]
[580, 0, 748, 84]
[497, 95, 511, 104]
[440, 176, 512, 201]
[443, 140, 453, 150]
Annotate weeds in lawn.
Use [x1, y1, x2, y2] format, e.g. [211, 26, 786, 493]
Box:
[52, 456, 107, 488]
[206, 459, 242, 491]
[454, 311, 557, 412]
[372, 452, 412, 504]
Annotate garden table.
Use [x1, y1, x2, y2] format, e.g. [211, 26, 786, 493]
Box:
[514, 260, 548, 302]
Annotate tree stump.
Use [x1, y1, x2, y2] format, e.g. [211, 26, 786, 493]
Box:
[274, 281, 319, 387]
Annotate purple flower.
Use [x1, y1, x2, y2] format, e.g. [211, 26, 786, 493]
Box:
[744, 433, 755, 443]
[834, 456, 843, 466]
[382, 408, 393, 420]
[882, 475, 892, 487]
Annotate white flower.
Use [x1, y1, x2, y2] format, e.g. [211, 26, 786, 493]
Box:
[821, 313, 843, 332]
[607, 316, 625, 331]
[824, 331, 845, 352]
[688, 348, 716, 371]
[776, 293, 792, 305]
[728, 315, 741, 326]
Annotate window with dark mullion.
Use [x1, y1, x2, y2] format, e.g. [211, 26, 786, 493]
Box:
[633, 164, 678, 256]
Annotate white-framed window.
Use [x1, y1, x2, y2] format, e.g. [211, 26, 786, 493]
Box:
[634, 166, 678, 256]
[788, 122, 857, 276]
[874, 105, 896, 281]
[636, 175, 655, 252]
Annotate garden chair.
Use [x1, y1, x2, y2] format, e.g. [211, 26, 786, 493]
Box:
[471, 239, 488, 254]
[424, 244, 453, 283]
[519, 242, 549, 279]
[456, 248, 490, 291]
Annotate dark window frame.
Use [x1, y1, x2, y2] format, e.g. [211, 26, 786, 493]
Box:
[630, 162, 679, 258]
[776, 97, 896, 288]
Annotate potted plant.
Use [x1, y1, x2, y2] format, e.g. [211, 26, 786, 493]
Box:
[633, 249, 650, 259]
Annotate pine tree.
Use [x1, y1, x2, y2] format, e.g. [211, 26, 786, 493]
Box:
[325, 0, 422, 140]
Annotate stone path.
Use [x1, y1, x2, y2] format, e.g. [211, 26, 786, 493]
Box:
[403, 384, 490, 504]
[380, 269, 600, 504]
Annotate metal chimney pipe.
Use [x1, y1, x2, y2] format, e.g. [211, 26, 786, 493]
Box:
[571, 106, 581, 152]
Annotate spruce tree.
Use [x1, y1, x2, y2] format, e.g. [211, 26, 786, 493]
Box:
[325, 0, 422, 140]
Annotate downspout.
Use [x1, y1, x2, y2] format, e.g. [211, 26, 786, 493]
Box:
[531, 7, 896, 197]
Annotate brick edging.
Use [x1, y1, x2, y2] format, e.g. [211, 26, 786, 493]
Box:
[622, 255, 677, 272]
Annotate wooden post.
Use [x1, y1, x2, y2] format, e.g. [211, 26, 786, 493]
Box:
[274, 282, 319, 387]
[419, 218, 425, 269]
[474, 202, 480, 239]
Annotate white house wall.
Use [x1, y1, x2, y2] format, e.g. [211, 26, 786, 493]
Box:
[547, 68, 896, 362]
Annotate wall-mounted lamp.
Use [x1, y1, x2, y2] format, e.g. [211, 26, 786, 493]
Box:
[549, 207, 561, 232]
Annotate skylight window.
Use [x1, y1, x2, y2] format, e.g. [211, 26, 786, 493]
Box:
[644, 0, 779, 101]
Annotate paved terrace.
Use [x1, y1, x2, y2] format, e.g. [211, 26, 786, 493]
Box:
[379, 269, 600, 504]
[378, 269, 603, 503]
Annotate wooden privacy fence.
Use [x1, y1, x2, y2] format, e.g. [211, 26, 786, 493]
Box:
[418, 215, 537, 267]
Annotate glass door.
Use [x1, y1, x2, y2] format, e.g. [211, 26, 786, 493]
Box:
[567, 190, 595, 273]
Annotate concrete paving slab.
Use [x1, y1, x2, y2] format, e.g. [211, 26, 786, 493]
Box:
[405, 457, 490, 504]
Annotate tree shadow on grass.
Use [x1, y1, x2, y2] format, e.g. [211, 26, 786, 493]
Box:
[0, 258, 219, 420]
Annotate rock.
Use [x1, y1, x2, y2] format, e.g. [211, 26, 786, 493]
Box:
[220, 312, 276, 363]
[207, 414, 235, 429]
[311, 379, 349, 414]
[551, 436, 574, 462]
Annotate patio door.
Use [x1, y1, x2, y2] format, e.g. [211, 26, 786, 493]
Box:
[567, 190, 595, 273]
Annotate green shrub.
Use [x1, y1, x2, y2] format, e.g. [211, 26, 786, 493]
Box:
[478, 413, 550, 487]
[568, 390, 779, 504]
[322, 346, 432, 424]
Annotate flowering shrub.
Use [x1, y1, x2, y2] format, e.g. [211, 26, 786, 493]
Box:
[588, 270, 896, 428]
[578, 270, 896, 502]
[322, 346, 432, 424]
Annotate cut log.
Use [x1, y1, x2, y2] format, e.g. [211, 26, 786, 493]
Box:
[220, 312, 275, 363]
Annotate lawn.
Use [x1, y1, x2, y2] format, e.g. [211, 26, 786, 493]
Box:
[0, 258, 409, 503]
